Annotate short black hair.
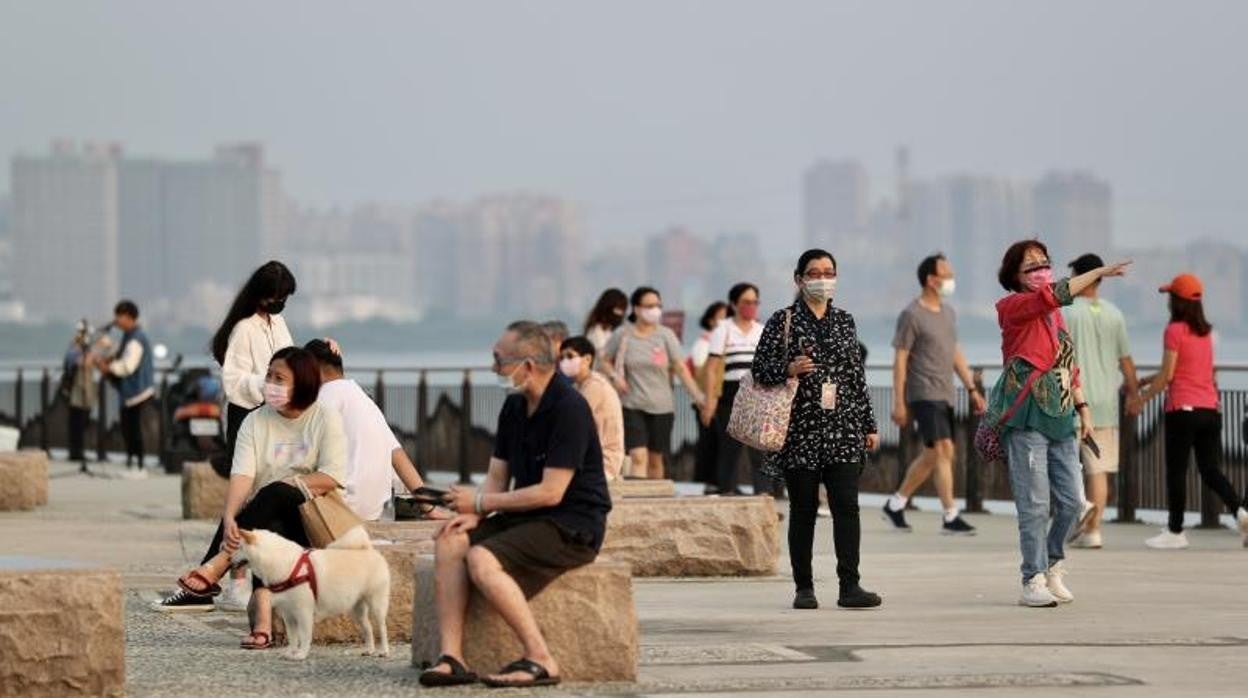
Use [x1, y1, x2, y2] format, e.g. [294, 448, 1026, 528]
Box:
[1068, 253, 1104, 277]
[628, 286, 661, 323]
[304, 339, 343, 372]
[114, 300, 139, 319]
[998, 239, 1050, 293]
[916, 254, 946, 288]
[794, 248, 837, 278]
[700, 301, 728, 330]
[560, 336, 596, 360]
[269, 347, 322, 410]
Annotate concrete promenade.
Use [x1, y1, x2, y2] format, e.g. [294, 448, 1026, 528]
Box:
[3, 460, 1247, 697]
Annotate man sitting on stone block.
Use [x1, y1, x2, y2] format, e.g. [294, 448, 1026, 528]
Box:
[419, 321, 612, 689]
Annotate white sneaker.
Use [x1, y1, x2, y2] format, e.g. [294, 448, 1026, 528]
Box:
[1145, 529, 1189, 549]
[1071, 530, 1103, 549]
[1019, 573, 1058, 608]
[1067, 500, 1096, 543]
[1045, 561, 1074, 603]
[214, 579, 252, 612]
[1237, 508, 1248, 548]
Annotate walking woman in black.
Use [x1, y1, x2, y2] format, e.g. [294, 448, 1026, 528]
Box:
[752, 249, 882, 610]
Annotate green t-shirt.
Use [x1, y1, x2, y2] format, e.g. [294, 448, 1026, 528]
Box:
[1062, 297, 1130, 428]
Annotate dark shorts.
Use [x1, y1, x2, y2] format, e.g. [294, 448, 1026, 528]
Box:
[622, 409, 674, 454]
[910, 400, 954, 447]
[469, 516, 598, 598]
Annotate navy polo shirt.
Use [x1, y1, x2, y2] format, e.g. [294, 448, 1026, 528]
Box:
[492, 374, 612, 550]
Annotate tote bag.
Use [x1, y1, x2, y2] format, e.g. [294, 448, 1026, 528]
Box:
[727, 310, 797, 452]
[293, 477, 363, 548]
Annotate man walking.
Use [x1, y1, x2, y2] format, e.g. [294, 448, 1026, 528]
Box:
[419, 321, 611, 689]
[884, 254, 985, 534]
[1063, 253, 1141, 548]
[96, 300, 155, 475]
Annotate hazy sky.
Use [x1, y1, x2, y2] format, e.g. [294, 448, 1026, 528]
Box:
[2, 0, 1245, 252]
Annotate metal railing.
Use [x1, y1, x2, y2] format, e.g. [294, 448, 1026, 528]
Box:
[2, 362, 1245, 524]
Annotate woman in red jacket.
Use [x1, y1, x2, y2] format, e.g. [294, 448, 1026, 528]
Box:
[1137, 273, 1248, 549]
[990, 240, 1128, 608]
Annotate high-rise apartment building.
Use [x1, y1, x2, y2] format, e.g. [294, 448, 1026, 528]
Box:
[1033, 171, 1112, 264]
[803, 159, 870, 251]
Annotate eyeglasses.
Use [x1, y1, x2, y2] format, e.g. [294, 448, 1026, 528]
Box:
[738, 300, 760, 307]
[1022, 262, 1052, 273]
[492, 354, 527, 371]
[803, 271, 837, 280]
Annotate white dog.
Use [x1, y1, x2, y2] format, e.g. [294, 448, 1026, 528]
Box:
[235, 526, 391, 660]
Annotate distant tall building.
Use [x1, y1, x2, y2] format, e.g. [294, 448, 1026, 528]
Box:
[12, 141, 122, 321]
[707, 232, 764, 299]
[803, 159, 869, 250]
[645, 227, 709, 311]
[1033, 171, 1112, 263]
[947, 176, 1033, 315]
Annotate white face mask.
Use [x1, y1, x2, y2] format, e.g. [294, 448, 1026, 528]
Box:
[938, 278, 956, 297]
[558, 356, 583, 379]
[637, 307, 663, 325]
[802, 278, 837, 303]
[497, 362, 528, 392]
[263, 382, 290, 410]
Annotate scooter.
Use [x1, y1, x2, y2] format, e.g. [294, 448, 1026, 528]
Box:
[161, 354, 226, 474]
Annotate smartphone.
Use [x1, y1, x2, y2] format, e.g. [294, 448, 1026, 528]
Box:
[412, 486, 449, 500]
[1082, 435, 1101, 459]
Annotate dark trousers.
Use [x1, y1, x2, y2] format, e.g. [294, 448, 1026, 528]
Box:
[200, 481, 309, 568]
[785, 464, 861, 592]
[1165, 409, 1244, 533]
[714, 381, 772, 494]
[120, 398, 151, 466]
[67, 406, 90, 461]
[693, 406, 719, 486]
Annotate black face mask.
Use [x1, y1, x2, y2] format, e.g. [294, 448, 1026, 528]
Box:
[262, 299, 286, 315]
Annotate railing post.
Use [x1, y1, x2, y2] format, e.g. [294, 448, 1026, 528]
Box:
[96, 376, 108, 462]
[39, 368, 50, 451]
[458, 370, 472, 485]
[374, 370, 386, 412]
[157, 370, 170, 470]
[416, 370, 429, 476]
[964, 369, 985, 514]
[14, 368, 24, 435]
[1115, 391, 1138, 523]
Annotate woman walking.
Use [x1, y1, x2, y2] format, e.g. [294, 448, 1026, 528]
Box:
[602, 287, 706, 480]
[583, 288, 629, 357]
[991, 240, 1128, 607]
[752, 250, 880, 610]
[1137, 273, 1248, 549]
[703, 284, 773, 496]
[692, 301, 728, 493]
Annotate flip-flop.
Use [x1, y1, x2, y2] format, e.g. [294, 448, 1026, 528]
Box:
[240, 631, 272, 650]
[418, 654, 479, 687]
[176, 570, 222, 597]
[481, 658, 561, 689]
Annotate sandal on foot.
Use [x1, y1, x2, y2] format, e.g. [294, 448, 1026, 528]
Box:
[240, 631, 273, 650]
[419, 654, 478, 687]
[176, 570, 222, 597]
[481, 658, 561, 688]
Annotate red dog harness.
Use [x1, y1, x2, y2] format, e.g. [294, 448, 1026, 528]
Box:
[267, 549, 318, 600]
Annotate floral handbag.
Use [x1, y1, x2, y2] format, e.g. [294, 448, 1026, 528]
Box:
[728, 310, 797, 452]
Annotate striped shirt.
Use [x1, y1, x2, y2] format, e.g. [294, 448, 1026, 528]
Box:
[708, 319, 763, 382]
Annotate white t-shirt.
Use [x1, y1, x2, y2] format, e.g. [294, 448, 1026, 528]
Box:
[707, 319, 764, 382]
[316, 378, 402, 521]
[231, 402, 347, 494]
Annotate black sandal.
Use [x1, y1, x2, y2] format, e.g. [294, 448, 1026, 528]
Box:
[419, 654, 479, 687]
[481, 658, 561, 689]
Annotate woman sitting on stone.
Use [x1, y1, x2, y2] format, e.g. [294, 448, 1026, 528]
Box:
[151, 347, 347, 650]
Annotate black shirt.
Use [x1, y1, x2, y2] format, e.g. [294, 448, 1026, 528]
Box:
[492, 374, 613, 550]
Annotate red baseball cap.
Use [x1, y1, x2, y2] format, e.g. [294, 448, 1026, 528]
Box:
[1159, 273, 1203, 301]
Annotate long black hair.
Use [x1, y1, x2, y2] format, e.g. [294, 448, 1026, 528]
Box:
[699, 301, 728, 331]
[210, 261, 297, 365]
[583, 288, 628, 333]
[1169, 295, 1213, 337]
[628, 286, 661, 323]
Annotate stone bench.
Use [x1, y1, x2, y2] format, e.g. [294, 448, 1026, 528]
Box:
[312, 542, 425, 644]
[364, 520, 441, 553]
[601, 495, 780, 577]
[0, 557, 124, 696]
[0, 450, 49, 511]
[608, 477, 676, 500]
[181, 461, 228, 520]
[411, 557, 637, 682]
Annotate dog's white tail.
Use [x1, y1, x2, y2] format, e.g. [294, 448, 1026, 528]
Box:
[327, 525, 374, 550]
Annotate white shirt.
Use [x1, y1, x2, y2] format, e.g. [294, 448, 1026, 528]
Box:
[317, 378, 402, 521]
[221, 313, 294, 408]
[707, 319, 764, 382]
[108, 337, 155, 406]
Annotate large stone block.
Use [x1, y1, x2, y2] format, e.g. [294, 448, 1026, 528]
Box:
[412, 558, 637, 682]
[313, 543, 424, 644]
[601, 496, 780, 576]
[608, 478, 676, 500]
[364, 520, 441, 553]
[181, 461, 227, 520]
[0, 450, 48, 511]
[0, 557, 124, 697]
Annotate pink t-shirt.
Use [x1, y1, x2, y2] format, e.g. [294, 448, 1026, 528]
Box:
[1163, 322, 1218, 412]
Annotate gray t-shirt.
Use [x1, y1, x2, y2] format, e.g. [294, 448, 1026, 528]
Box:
[604, 324, 684, 414]
[892, 300, 958, 405]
